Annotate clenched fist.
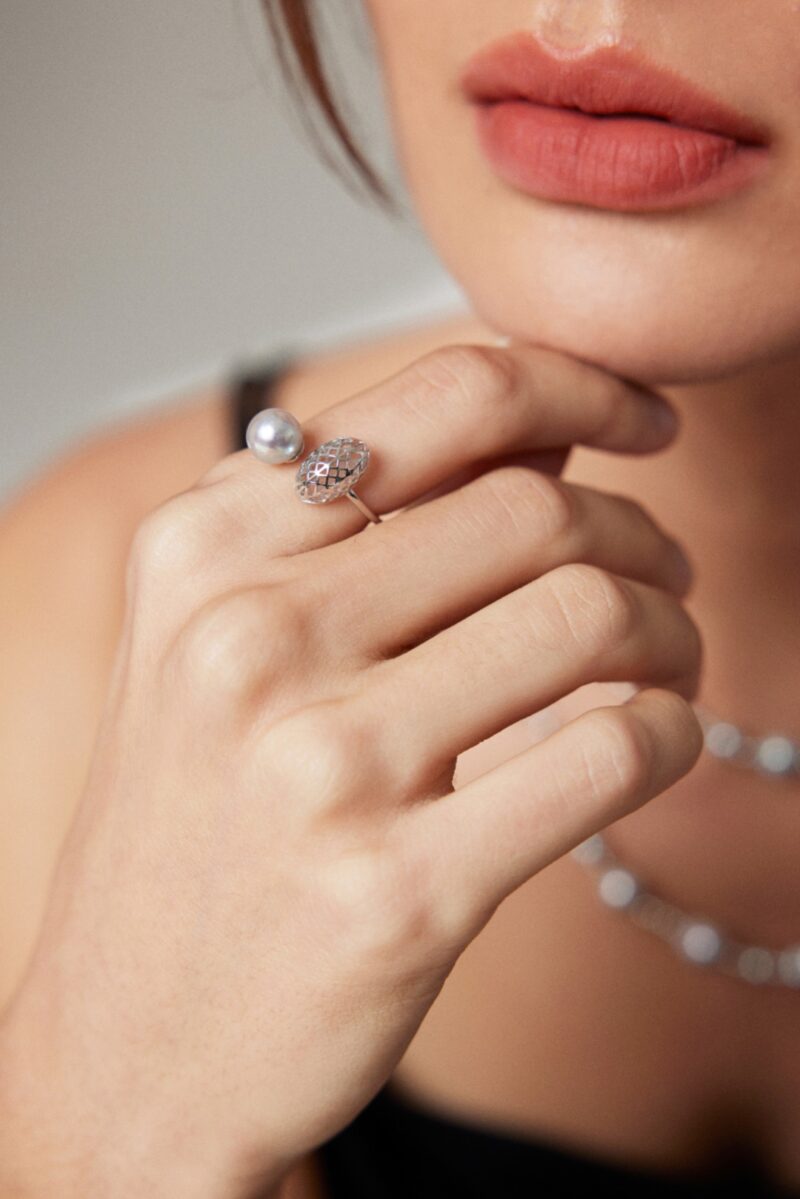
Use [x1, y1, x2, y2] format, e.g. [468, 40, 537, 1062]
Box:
[0, 343, 702, 1199]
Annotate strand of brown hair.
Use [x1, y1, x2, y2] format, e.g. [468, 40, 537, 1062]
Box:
[261, 0, 398, 213]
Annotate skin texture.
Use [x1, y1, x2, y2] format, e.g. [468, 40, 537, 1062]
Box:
[3, 2, 800, 1197]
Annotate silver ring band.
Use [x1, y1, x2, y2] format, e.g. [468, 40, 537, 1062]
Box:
[342, 487, 382, 524]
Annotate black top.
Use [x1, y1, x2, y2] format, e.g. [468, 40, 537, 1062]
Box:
[228, 355, 798, 1199]
[228, 349, 302, 452]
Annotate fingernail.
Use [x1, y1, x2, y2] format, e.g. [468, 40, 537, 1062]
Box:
[644, 394, 679, 438]
[670, 543, 695, 594]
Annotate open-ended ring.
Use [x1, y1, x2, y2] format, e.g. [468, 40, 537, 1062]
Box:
[245, 407, 382, 525]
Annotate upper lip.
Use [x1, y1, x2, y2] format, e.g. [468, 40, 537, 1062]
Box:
[460, 33, 771, 146]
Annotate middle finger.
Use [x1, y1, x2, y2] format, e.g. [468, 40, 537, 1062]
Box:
[295, 466, 692, 660]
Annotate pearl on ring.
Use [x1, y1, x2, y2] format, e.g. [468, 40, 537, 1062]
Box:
[245, 407, 304, 464]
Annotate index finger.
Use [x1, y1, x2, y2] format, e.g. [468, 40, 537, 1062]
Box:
[201, 342, 678, 554]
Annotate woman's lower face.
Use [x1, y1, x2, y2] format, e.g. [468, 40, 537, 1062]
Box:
[365, 0, 800, 387]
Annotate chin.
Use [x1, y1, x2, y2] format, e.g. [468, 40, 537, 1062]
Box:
[468, 288, 797, 387]
[406, 162, 800, 388]
[428, 234, 800, 388]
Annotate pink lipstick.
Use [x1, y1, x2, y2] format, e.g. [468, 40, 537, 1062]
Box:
[460, 35, 773, 212]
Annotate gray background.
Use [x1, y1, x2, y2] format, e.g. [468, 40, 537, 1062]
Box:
[1, 0, 464, 500]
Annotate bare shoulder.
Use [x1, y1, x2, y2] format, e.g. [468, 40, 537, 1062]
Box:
[0, 307, 493, 1011]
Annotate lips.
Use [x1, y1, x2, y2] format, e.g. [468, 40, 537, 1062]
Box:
[459, 34, 772, 211]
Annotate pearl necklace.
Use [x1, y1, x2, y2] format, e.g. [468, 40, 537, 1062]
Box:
[570, 701, 800, 989]
[694, 703, 800, 778]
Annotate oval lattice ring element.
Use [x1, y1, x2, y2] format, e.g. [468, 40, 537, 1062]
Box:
[295, 437, 382, 524]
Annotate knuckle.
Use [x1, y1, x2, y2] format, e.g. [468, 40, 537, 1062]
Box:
[542, 563, 639, 656]
[127, 494, 210, 592]
[316, 837, 443, 965]
[409, 343, 519, 417]
[168, 585, 308, 697]
[318, 849, 396, 923]
[131, 464, 286, 590]
[264, 701, 379, 810]
[482, 466, 576, 542]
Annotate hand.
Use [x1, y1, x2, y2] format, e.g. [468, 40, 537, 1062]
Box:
[0, 342, 702, 1199]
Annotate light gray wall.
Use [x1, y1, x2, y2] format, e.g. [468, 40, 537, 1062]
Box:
[1, 0, 464, 500]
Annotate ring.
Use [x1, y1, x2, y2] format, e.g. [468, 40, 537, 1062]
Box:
[245, 408, 382, 524]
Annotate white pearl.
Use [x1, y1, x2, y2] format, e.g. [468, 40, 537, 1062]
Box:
[736, 946, 775, 985]
[571, 833, 606, 866]
[777, 945, 800, 987]
[755, 735, 796, 776]
[680, 921, 722, 965]
[704, 721, 743, 760]
[246, 407, 304, 464]
[598, 867, 638, 909]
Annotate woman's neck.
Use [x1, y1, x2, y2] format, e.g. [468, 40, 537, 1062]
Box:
[556, 350, 800, 945]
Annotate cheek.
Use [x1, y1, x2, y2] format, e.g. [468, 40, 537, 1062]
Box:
[384, 52, 800, 388]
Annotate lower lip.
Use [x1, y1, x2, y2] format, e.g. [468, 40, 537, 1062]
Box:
[473, 100, 770, 212]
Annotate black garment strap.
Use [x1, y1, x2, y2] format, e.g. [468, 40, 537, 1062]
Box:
[228, 349, 299, 454]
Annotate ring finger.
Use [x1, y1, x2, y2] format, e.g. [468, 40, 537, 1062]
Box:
[350, 563, 700, 790]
